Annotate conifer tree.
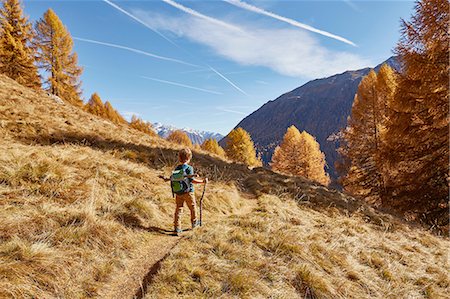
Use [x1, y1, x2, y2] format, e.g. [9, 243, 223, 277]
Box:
[167, 130, 193, 147]
[85, 93, 106, 117]
[130, 115, 155, 136]
[0, 0, 40, 88]
[225, 127, 261, 167]
[384, 0, 449, 212]
[84, 93, 126, 125]
[104, 101, 126, 124]
[35, 9, 83, 106]
[338, 65, 396, 203]
[201, 138, 226, 157]
[272, 126, 330, 186]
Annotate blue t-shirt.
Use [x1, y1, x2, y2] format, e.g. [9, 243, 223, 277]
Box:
[174, 164, 194, 193]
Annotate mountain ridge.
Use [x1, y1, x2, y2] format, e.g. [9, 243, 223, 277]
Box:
[222, 56, 401, 179]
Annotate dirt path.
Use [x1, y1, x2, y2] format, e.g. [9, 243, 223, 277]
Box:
[98, 234, 179, 299]
[99, 196, 258, 299]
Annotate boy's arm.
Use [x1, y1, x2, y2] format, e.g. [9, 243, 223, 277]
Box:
[158, 175, 171, 182]
[158, 174, 197, 181]
[192, 177, 208, 184]
[188, 166, 207, 184]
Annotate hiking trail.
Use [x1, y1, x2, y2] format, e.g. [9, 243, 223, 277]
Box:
[99, 194, 258, 299]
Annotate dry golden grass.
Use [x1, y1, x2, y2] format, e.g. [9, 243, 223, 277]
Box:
[0, 141, 245, 298]
[146, 195, 449, 299]
[1, 74, 448, 298]
[0, 74, 246, 298]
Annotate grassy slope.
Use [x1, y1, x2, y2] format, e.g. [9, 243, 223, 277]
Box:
[147, 195, 448, 298]
[0, 75, 245, 298]
[0, 75, 448, 298]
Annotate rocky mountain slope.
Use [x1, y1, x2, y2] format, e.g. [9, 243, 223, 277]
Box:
[1, 74, 447, 298]
[224, 57, 400, 179]
[153, 122, 223, 145]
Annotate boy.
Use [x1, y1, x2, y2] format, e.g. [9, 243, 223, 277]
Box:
[166, 148, 207, 236]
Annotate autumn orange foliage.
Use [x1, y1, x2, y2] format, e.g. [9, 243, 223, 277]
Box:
[35, 9, 83, 106]
[338, 65, 396, 203]
[338, 0, 448, 228]
[0, 0, 40, 89]
[84, 93, 126, 125]
[384, 0, 449, 219]
[129, 115, 155, 137]
[225, 127, 261, 167]
[272, 126, 330, 186]
[201, 138, 226, 157]
[167, 130, 193, 147]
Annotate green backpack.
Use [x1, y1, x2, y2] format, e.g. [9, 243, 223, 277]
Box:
[170, 165, 191, 195]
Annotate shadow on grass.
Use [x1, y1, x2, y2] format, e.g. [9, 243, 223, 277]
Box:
[18, 130, 447, 235]
[20, 130, 247, 184]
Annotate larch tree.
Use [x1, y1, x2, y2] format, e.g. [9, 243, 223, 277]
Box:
[85, 93, 106, 117]
[167, 130, 193, 147]
[225, 127, 261, 167]
[0, 0, 40, 88]
[338, 65, 397, 204]
[35, 9, 83, 106]
[84, 93, 126, 125]
[384, 0, 448, 214]
[130, 115, 155, 136]
[272, 126, 330, 186]
[104, 101, 126, 124]
[201, 138, 226, 157]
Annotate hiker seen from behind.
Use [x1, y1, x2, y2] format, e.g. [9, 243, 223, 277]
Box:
[162, 148, 207, 236]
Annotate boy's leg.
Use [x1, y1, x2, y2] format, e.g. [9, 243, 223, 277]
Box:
[185, 192, 197, 227]
[174, 195, 184, 231]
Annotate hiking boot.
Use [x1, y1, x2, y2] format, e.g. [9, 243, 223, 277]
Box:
[174, 228, 182, 236]
[192, 220, 200, 229]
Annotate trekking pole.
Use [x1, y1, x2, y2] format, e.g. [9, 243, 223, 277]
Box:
[199, 180, 207, 226]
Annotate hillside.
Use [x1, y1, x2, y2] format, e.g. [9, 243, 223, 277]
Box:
[1, 74, 448, 298]
[224, 57, 400, 179]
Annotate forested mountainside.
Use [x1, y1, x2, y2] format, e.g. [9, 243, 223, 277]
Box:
[225, 57, 400, 178]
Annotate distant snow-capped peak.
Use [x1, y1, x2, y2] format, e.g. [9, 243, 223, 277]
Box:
[152, 122, 224, 145]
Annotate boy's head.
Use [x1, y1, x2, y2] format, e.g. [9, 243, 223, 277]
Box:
[178, 148, 192, 163]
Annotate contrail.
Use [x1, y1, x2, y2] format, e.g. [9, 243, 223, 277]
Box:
[140, 76, 223, 95]
[223, 0, 357, 47]
[73, 37, 199, 67]
[178, 67, 249, 96]
[104, 0, 247, 96]
[216, 107, 247, 115]
[343, 0, 360, 12]
[207, 65, 248, 96]
[103, 0, 178, 46]
[162, 0, 243, 32]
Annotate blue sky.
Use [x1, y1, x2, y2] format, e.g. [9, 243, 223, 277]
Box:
[24, 0, 414, 135]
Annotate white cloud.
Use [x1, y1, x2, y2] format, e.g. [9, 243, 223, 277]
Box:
[133, 10, 371, 79]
